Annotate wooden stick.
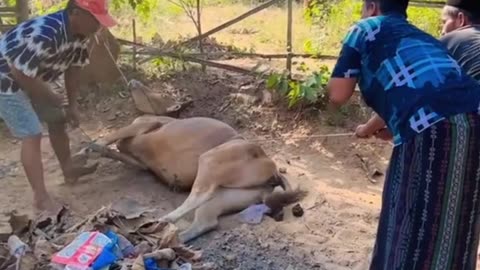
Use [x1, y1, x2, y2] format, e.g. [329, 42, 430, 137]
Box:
[196, 0, 206, 72]
[0, 24, 14, 32]
[286, 0, 293, 78]
[0, 12, 16, 17]
[120, 48, 338, 60]
[175, 0, 281, 47]
[65, 206, 107, 233]
[132, 19, 137, 71]
[137, 51, 259, 75]
[0, 7, 16, 12]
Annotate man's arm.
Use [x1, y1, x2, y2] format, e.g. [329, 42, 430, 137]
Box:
[66, 40, 90, 108]
[328, 22, 363, 108]
[63, 67, 83, 127]
[327, 78, 357, 107]
[64, 67, 82, 107]
[10, 66, 63, 106]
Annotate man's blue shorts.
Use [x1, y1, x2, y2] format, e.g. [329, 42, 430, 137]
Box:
[0, 90, 66, 139]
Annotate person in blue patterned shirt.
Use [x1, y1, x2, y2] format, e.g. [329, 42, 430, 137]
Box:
[0, 0, 116, 212]
[327, 0, 480, 269]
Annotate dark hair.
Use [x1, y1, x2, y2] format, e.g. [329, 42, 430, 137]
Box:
[66, 0, 80, 13]
[365, 0, 409, 17]
[446, 6, 480, 24]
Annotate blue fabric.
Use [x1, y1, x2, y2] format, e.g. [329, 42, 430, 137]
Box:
[0, 91, 42, 138]
[238, 204, 271, 224]
[332, 14, 480, 146]
[144, 258, 171, 270]
[0, 10, 89, 94]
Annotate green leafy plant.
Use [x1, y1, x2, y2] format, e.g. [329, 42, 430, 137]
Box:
[266, 65, 331, 108]
[17, 0, 156, 19]
[111, 0, 157, 20]
[151, 56, 187, 74]
[303, 0, 333, 25]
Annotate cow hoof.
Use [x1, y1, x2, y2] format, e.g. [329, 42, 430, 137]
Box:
[178, 232, 188, 244]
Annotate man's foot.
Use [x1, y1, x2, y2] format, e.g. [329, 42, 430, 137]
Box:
[64, 162, 99, 185]
[34, 195, 61, 215]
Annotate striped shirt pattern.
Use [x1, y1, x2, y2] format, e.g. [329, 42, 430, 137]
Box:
[332, 14, 480, 146]
[0, 10, 89, 94]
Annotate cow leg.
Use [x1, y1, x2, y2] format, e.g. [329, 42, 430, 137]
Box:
[159, 186, 216, 223]
[99, 121, 162, 146]
[88, 143, 147, 170]
[179, 203, 220, 243]
[161, 140, 277, 224]
[179, 186, 271, 243]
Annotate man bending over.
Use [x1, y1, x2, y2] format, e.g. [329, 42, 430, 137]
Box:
[0, 0, 117, 212]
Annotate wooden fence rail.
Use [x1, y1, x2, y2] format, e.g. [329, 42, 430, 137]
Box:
[0, 0, 29, 33]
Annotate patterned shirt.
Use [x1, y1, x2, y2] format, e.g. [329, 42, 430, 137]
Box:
[0, 10, 89, 94]
[332, 13, 480, 146]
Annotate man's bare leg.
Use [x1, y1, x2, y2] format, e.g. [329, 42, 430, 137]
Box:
[47, 122, 97, 184]
[21, 134, 55, 211]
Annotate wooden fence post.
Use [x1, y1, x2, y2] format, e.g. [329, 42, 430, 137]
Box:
[197, 0, 206, 72]
[286, 0, 293, 78]
[132, 19, 137, 71]
[16, 0, 29, 22]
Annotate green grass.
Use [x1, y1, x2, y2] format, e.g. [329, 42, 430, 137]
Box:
[106, 0, 441, 55]
[110, 1, 314, 54]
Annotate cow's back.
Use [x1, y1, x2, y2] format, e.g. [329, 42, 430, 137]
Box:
[129, 117, 238, 189]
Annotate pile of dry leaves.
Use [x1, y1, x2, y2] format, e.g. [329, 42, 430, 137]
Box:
[0, 198, 212, 270]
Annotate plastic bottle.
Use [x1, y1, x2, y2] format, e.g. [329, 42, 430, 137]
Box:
[7, 235, 28, 258]
[116, 233, 135, 257]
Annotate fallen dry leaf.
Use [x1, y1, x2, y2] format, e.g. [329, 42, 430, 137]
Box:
[132, 255, 145, 270]
[173, 246, 203, 262]
[18, 253, 37, 270]
[144, 248, 176, 261]
[8, 211, 30, 236]
[34, 238, 58, 260]
[111, 198, 154, 220]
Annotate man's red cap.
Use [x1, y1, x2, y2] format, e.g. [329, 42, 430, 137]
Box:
[74, 0, 117, 28]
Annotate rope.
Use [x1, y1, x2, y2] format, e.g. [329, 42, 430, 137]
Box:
[248, 132, 355, 142]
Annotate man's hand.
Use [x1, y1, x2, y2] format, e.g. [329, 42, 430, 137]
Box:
[9, 66, 65, 107]
[355, 113, 388, 139]
[355, 124, 372, 138]
[65, 105, 80, 128]
[374, 128, 393, 141]
[47, 91, 67, 108]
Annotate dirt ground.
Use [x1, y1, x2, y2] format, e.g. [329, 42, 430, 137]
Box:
[0, 69, 394, 269]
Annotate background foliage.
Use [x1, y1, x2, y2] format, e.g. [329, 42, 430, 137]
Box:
[6, 0, 442, 108]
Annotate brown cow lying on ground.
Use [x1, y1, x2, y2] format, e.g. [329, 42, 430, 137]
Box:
[85, 115, 303, 243]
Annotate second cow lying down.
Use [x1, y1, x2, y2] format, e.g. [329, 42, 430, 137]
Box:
[91, 115, 303, 242]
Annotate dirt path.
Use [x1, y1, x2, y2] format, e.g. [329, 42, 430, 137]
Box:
[0, 70, 392, 269]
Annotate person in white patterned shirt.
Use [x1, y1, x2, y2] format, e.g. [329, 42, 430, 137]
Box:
[0, 0, 116, 212]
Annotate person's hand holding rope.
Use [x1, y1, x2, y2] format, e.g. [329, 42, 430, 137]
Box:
[65, 104, 80, 128]
[355, 124, 393, 141]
